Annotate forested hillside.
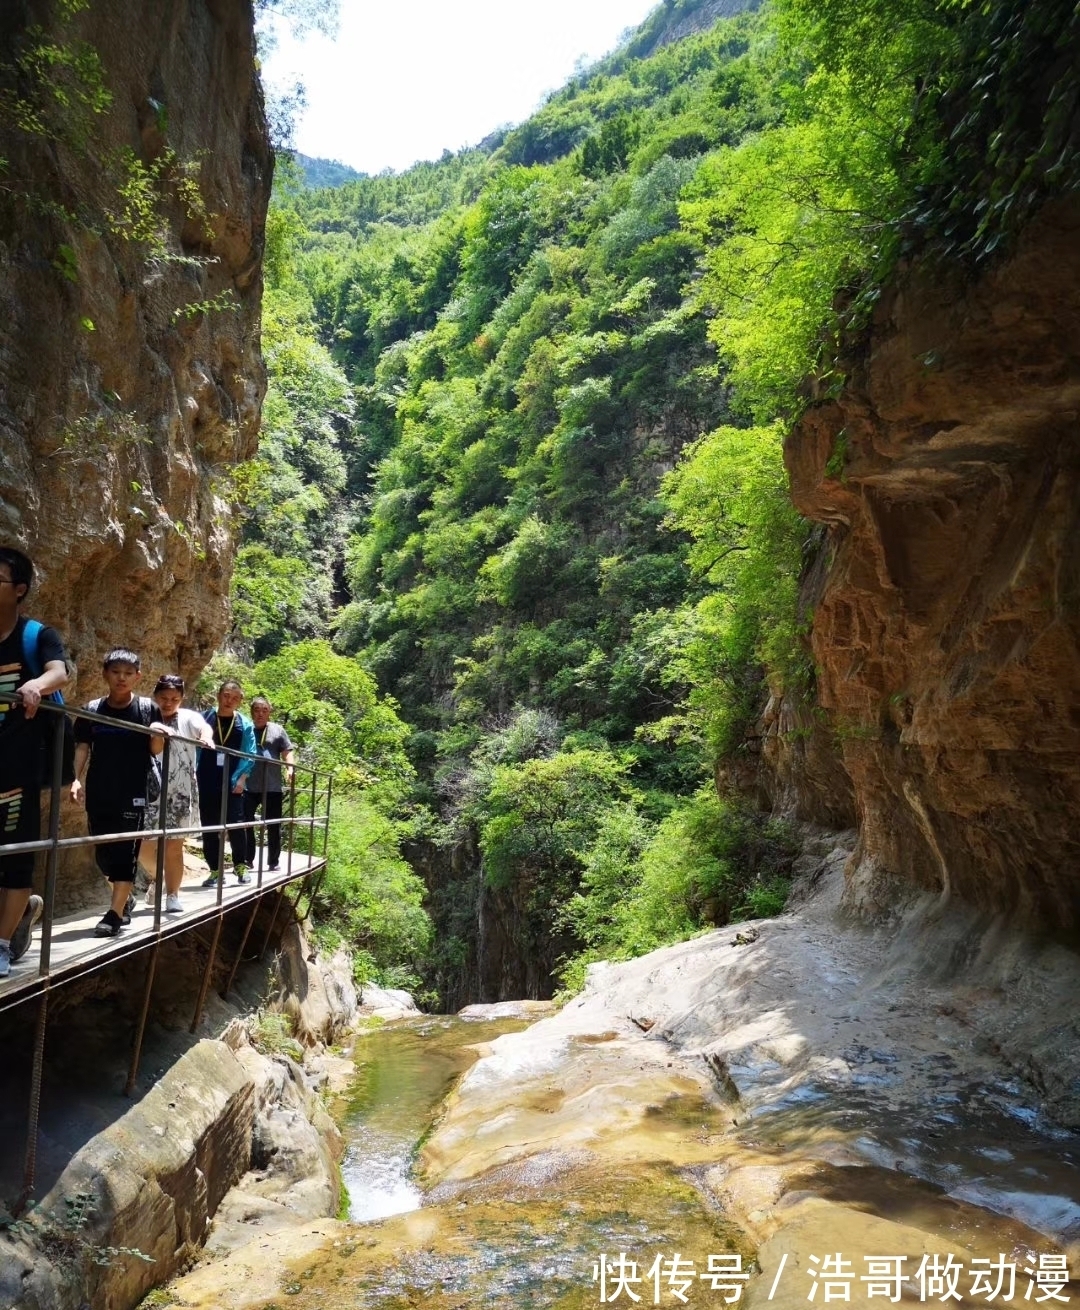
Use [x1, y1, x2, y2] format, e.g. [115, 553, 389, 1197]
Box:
[293, 152, 361, 188]
[236, 0, 1080, 1005]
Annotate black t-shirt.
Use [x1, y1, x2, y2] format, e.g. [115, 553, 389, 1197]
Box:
[0, 617, 66, 787]
[74, 696, 159, 809]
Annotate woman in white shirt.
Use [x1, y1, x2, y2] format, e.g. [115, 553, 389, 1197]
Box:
[139, 674, 214, 913]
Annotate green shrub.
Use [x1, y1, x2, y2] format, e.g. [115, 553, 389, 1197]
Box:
[557, 787, 795, 991]
[733, 877, 791, 921]
[250, 1010, 304, 1063]
[319, 795, 433, 982]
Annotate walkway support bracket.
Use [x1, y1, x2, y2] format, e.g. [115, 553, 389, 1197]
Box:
[17, 988, 49, 1215]
[125, 941, 161, 1097]
[190, 915, 223, 1034]
[222, 899, 261, 1000]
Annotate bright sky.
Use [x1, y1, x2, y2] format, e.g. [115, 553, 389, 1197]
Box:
[261, 0, 660, 175]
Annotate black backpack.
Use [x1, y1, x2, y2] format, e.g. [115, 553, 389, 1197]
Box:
[87, 693, 159, 802]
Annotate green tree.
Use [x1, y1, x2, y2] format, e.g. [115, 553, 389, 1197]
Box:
[252, 639, 413, 801]
[480, 749, 631, 898]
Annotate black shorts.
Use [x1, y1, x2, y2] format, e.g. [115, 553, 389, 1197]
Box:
[0, 783, 40, 889]
[86, 803, 145, 883]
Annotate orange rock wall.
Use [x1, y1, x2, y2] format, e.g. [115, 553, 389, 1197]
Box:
[0, 0, 270, 698]
[782, 200, 1080, 930]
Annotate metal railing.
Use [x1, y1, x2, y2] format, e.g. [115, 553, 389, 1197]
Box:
[0, 692, 334, 1212]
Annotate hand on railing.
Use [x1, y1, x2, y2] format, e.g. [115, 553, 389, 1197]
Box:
[148, 720, 174, 758]
[14, 682, 44, 717]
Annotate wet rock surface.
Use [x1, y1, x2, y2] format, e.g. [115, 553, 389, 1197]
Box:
[160, 850, 1080, 1309]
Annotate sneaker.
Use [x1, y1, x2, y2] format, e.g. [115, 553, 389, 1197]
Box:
[145, 884, 155, 906]
[165, 892, 183, 914]
[95, 910, 123, 938]
[0, 942, 10, 978]
[234, 865, 251, 885]
[10, 894, 43, 963]
[267, 863, 280, 872]
[202, 872, 220, 888]
[122, 893, 136, 925]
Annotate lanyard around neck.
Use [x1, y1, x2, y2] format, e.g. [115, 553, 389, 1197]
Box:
[216, 714, 235, 746]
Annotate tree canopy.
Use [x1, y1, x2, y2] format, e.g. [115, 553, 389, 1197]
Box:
[229, 0, 1079, 1002]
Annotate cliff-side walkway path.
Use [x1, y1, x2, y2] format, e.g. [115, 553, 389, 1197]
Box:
[0, 695, 333, 1213]
[0, 851, 326, 1014]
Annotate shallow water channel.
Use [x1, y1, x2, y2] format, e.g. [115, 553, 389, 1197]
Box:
[338, 1013, 532, 1222]
[283, 1012, 746, 1309]
[246, 1012, 1080, 1310]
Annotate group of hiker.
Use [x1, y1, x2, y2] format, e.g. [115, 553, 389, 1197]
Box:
[0, 546, 296, 978]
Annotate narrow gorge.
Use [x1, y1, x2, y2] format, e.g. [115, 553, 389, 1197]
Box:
[0, 0, 1078, 1306]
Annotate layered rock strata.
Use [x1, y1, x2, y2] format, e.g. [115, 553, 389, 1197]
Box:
[0, 0, 270, 695]
[0, 924, 356, 1310]
[782, 198, 1080, 930]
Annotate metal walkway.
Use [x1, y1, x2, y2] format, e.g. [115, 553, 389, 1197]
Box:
[0, 851, 326, 1015]
[0, 694, 335, 1212]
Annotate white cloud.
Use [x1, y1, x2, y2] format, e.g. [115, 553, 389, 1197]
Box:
[261, 0, 659, 174]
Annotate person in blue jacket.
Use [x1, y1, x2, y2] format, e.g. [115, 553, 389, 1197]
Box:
[197, 679, 255, 886]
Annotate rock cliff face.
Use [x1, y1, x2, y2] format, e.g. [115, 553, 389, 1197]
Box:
[781, 199, 1080, 932]
[0, 923, 357, 1310]
[0, 0, 270, 697]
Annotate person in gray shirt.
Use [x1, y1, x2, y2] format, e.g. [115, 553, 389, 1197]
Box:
[243, 695, 295, 870]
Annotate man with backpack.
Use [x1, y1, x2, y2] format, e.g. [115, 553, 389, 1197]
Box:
[0, 547, 68, 977]
[70, 649, 170, 937]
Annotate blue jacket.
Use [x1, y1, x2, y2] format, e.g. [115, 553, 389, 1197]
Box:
[199, 709, 256, 787]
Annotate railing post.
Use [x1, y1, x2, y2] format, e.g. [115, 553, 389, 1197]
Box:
[153, 735, 171, 931]
[216, 747, 229, 907]
[308, 769, 317, 864]
[257, 765, 268, 889]
[37, 708, 65, 976]
[322, 773, 332, 860]
[285, 778, 296, 877]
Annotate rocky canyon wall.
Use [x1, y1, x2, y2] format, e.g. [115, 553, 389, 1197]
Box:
[0, 0, 270, 698]
[779, 198, 1080, 933]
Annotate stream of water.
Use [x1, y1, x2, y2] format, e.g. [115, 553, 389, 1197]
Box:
[305, 1013, 748, 1309]
[338, 1013, 531, 1222]
[250, 1012, 1080, 1310]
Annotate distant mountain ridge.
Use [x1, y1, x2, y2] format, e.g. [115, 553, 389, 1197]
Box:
[619, 0, 763, 61]
[292, 152, 362, 189]
[291, 0, 760, 187]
